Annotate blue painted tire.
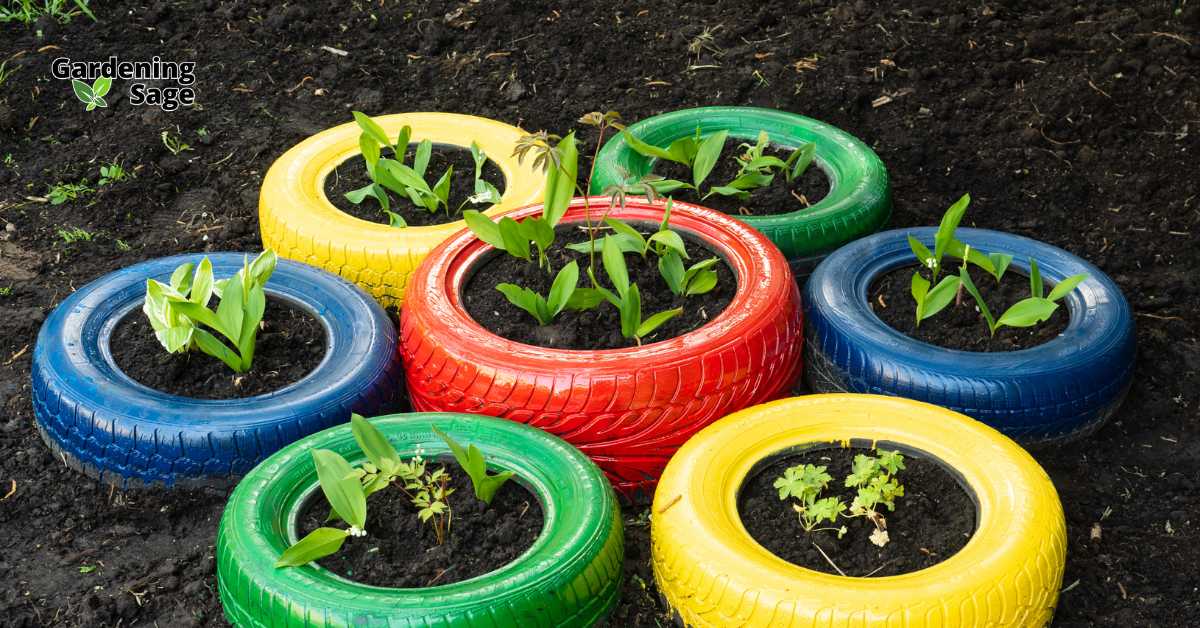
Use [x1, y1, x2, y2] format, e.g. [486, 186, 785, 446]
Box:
[32, 253, 404, 488]
[804, 227, 1135, 443]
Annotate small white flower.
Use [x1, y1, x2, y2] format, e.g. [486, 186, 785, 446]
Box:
[924, 257, 936, 270]
[869, 528, 890, 547]
[348, 525, 367, 537]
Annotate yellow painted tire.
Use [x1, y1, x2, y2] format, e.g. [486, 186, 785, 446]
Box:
[259, 113, 544, 308]
[652, 394, 1067, 628]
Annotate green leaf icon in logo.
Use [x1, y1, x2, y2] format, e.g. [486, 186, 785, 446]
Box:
[72, 77, 111, 111]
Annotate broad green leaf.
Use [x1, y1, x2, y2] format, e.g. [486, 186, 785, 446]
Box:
[637, 307, 683, 338]
[602, 236, 630, 298]
[1047, 273, 1088, 302]
[988, 253, 1013, 281]
[462, 211, 504, 250]
[250, 250, 278, 286]
[996, 298, 1059, 328]
[684, 269, 718, 296]
[724, 171, 773, 191]
[921, 276, 961, 321]
[156, 326, 193, 353]
[92, 77, 112, 98]
[470, 141, 486, 179]
[237, 282, 266, 370]
[692, 130, 728, 188]
[787, 142, 816, 180]
[565, 287, 605, 311]
[647, 179, 691, 194]
[546, 261, 579, 318]
[519, 217, 555, 254]
[744, 156, 788, 171]
[191, 257, 214, 306]
[668, 133, 701, 164]
[371, 183, 390, 212]
[312, 449, 367, 528]
[413, 139, 432, 177]
[380, 160, 432, 195]
[170, 262, 195, 294]
[431, 426, 514, 505]
[910, 271, 930, 312]
[497, 284, 548, 324]
[274, 527, 350, 568]
[1030, 258, 1044, 298]
[604, 218, 647, 253]
[71, 79, 93, 103]
[958, 266, 995, 333]
[659, 252, 684, 295]
[622, 129, 679, 164]
[384, 210, 407, 228]
[215, 277, 245, 345]
[359, 133, 381, 175]
[945, 239, 996, 276]
[432, 166, 453, 207]
[351, 414, 401, 470]
[343, 183, 375, 205]
[168, 300, 229, 339]
[565, 235, 641, 255]
[193, 329, 242, 372]
[659, 198, 674, 232]
[542, 133, 577, 227]
[648, 230, 688, 259]
[393, 126, 411, 160]
[933, 193, 971, 267]
[352, 111, 391, 149]
[703, 186, 750, 200]
[498, 217, 531, 261]
[620, 283, 641, 339]
[907, 235, 934, 271]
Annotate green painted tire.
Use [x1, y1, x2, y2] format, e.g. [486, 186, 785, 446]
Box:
[591, 106, 892, 271]
[216, 413, 623, 627]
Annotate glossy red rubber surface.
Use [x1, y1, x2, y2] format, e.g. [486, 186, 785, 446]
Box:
[400, 197, 804, 501]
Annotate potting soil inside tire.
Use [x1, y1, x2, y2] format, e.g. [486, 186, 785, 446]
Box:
[463, 223, 735, 350]
[110, 296, 326, 399]
[655, 144, 828, 216]
[296, 466, 543, 588]
[324, 144, 506, 227]
[870, 263, 1070, 351]
[738, 447, 975, 577]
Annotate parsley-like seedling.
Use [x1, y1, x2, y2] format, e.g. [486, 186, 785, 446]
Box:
[773, 463, 847, 535]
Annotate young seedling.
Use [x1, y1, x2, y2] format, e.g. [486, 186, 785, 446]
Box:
[432, 426, 516, 505]
[466, 141, 502, 207]
[145, 250, 278, 373]
[275, 448, 368, 567]
[496, 261, 602, 325]
[56, 225, 93, 243]
[774, 463, 847, 535]
[844, 450, 906, 547]
[705, 131, 780, 201]
[46, 181, 92, 205]
[783, 141, 817, 184]
[622, 126, 728, 194]
[907, 193, 1012, 283]
[910, 272, 961, 327]
[160, 130, 191, 156]
[98, 160, 131, 185]
[958, 252, 1088, 337]
[589, 237, 683, 345]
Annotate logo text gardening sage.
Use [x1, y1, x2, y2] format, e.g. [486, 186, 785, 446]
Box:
[52, 56, 197, 111]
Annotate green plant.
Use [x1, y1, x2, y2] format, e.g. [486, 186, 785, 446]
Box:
[71, 76, 110, 111]
[0, 0, 96, 24]
[466, 141, 502, 206]
[588, 237, 683, 344]
[275, 448, 368, 567]
[0, 59, 20, 91]
[98, 160, 131, 185]
[705, 131, 779, 201]
[622, 126, 728, 194]
[432, 426, 515, 505]
[46, 180, 92, 205]
[56, 225, 92, 243]
[774, 464, 847, 535]
[958, 252, 1088, 337]
[844, 450, 906, 547]
[161, 130, 192, 155]
[495, 260, 601, 326]
[143, 250, 277, 373]
[2, 153, 14, 169]
[0, 285, 12, 296]
[907, 194, 1011, 284]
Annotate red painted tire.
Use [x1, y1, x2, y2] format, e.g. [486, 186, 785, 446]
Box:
[401, 197, 803, 501]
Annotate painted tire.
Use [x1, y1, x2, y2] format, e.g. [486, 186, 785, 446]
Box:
[804, 227, 1135, 443]
[32, 253, 402, 488]
[590, 106, 891, 274]
[652, 394, 1067, 628]
[217, 413, 623, 627]
[401, 197, 804, 501]
[260, 113, 544, 308]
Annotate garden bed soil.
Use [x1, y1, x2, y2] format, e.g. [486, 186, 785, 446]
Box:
[2, 1, 1199, 626]
[463, 223, 735, 350]
[656, 144, 830, 215]
[295, 468, 543, 588]
[870, 264, 1070, 351]
[110, 296, 326, 399]
[323, 145, 506, 227]
[738, 447, 975, 577]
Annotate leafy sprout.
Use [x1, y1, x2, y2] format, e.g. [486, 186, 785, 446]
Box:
[432, 426, 516, 505]
[958, 251, 1088, 337]
[774, 464, 847, 535]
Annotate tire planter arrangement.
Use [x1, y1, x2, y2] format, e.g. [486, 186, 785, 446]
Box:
[805, 227, 1135, 442]
[590, 106, 891, 276]
[652, 393, 1067, 627]
[217, 412, 623, 626]
[32, 253, 402, 488]
[259, 112, 544, 308]
[401, 197, 804, 501]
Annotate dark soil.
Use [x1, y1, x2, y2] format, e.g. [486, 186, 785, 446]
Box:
[738, 447, 975, 577]
[657, 144, 830, 215]
[2, 1, 1199, 626]
[870, 263, 1070, 351]
[109, 296, 326, 399]
[463, 223, 735, 350]
[296, 466, 543, 588]
[324, 144, 506, 227]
